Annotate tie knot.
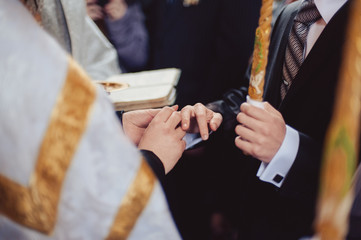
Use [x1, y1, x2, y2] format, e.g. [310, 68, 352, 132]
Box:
[295, 0, 322, 26]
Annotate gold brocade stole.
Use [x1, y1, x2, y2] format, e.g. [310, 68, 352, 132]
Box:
[315, 0, 361, 239]
[106, 160, 156, 240]
[0, 56, 157, 238]
[2, 1, 158, 235]
[0, 57, 96, 234]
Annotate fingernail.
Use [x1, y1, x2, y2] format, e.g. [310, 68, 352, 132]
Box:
[202, 134, 208, 140]
[183, 123, 187, 128]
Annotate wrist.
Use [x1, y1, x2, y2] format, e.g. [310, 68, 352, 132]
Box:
[140, 150, 166, 183]
[116, 110, 125, 126]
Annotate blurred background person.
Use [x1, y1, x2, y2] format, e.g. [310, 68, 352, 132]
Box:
[23, 0, 121, 80]
[86, 0, 149, 72]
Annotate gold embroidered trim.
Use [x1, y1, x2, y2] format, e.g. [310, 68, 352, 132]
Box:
[106, 159, 156, 240]
[0, 57, 96, 234]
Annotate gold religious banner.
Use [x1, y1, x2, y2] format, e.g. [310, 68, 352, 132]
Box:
[314, 0, 361, 239]
[248, 0, 274, 101]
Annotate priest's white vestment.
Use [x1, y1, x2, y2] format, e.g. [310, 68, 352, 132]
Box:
[0, 1, 181, 239]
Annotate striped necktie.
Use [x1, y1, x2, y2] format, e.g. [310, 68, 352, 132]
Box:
[280, 0, 321, 100]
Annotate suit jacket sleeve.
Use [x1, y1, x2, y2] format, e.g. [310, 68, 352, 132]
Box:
[279, 132, 321, 201]
[206, 64, 250, 136]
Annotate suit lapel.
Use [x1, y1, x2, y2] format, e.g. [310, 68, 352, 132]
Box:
[263, 1, 301, 107]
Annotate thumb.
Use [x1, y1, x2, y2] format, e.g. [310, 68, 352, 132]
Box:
[147, 105, 178, 118]
[147, 108, 162, 118]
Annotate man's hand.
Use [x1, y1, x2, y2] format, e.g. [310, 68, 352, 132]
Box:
[123, 106, 178, 146]
[234, 102, 286, 163]
[139, 107, 186, 174]
[86, 0, 104, 21]
[104, 0, 128, 21]
[180, 103, 223, 140]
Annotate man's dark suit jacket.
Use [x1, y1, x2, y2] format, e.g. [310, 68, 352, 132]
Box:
[208, 1, 351, 239]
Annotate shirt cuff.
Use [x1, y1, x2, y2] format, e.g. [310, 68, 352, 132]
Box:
[256, 125, 300, 187]
[183, 133, 203, 149]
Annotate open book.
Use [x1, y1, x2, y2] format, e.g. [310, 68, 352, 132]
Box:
[95, 68, 181, 111]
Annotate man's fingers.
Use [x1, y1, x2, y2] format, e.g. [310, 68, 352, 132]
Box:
[171, 105, 179, 111]
[234, 136, 253, 154]
[146, 108, 162, 118]
[175, 126, 187, 139]
[166, 111, 182, 129]
[235, 124, 257, 143]
[154, 106, 175, 122]
[194, 103, 209, 140]
[181, 105, 193, 130]
[209, 112, 222, 131]
[236, 112, 262, 132]
[180, 104, 221, 138]
[240, 103, 267, 121]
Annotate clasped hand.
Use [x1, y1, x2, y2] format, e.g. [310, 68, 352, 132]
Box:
[122, 104, 223, 173]
[234, 102, 286, 163]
